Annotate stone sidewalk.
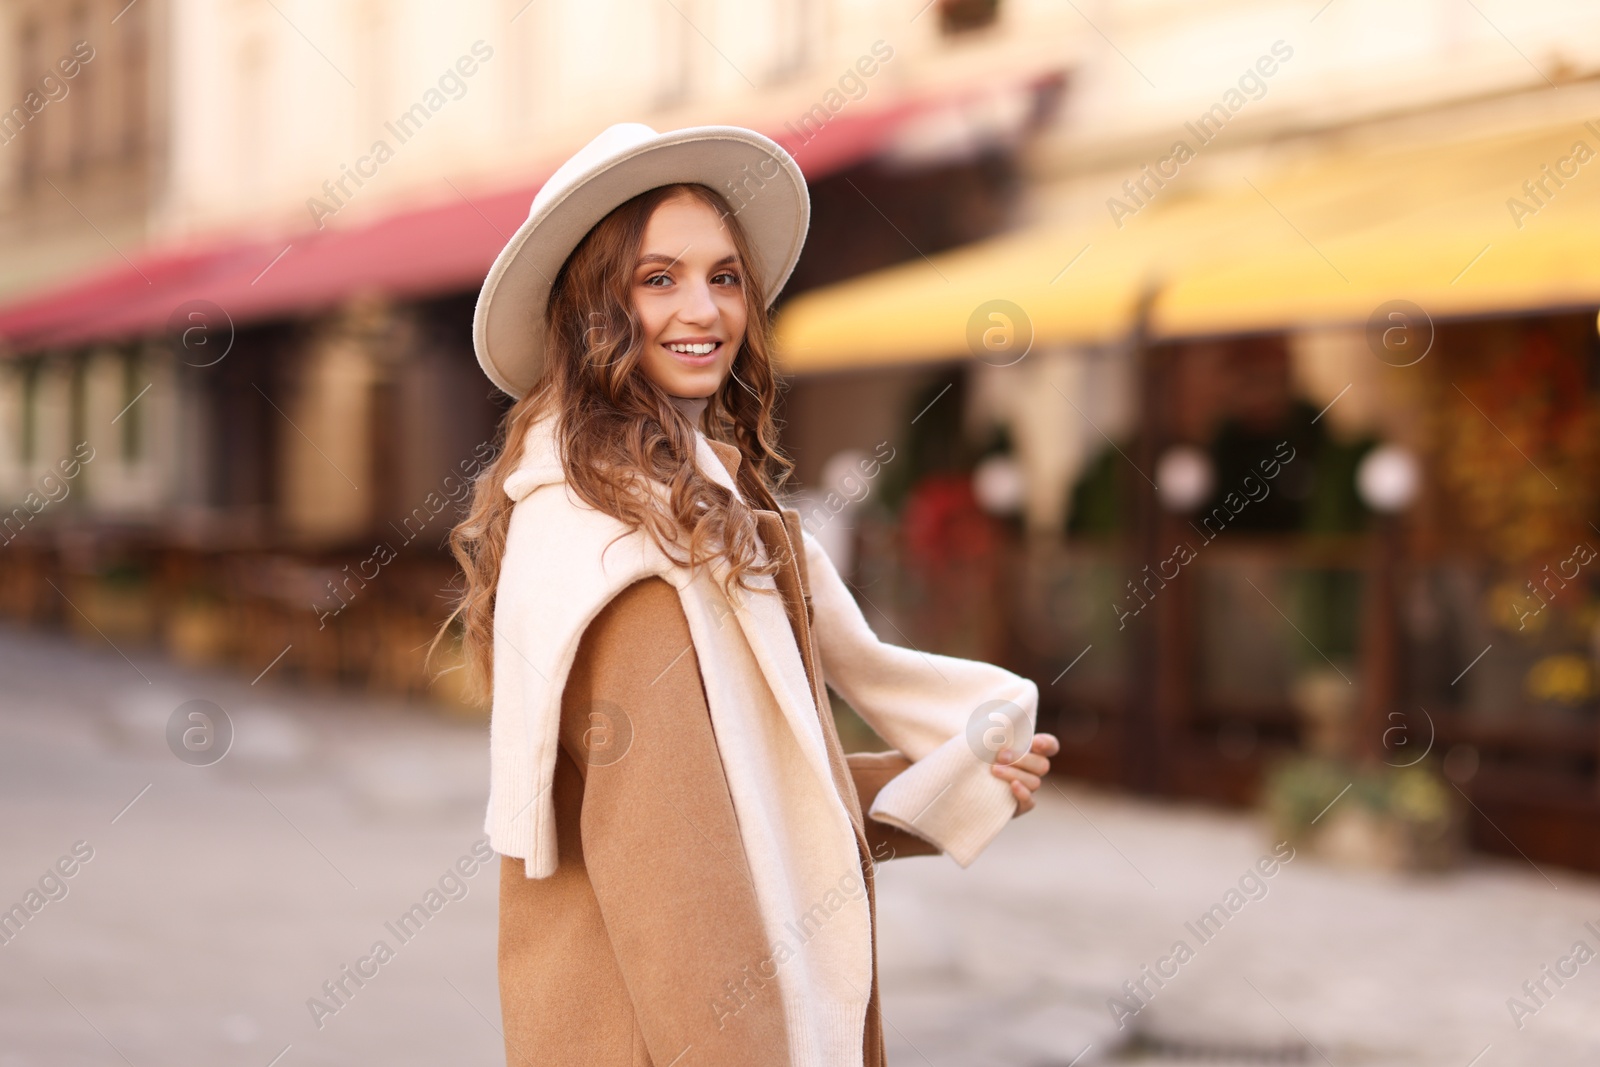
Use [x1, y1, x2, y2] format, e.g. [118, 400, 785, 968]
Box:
[2, 625, 1598, 1065]
[876, 784, 1600, 1067]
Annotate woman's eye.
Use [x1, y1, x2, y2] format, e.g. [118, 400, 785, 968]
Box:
[713, 271, 741, 286]
[642, 273, 671, 288]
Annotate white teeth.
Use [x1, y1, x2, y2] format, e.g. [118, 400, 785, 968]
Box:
[666, 342, 717, 355]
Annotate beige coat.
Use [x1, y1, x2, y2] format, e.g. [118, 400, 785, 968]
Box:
[498, 529, 935, 1065]
[492, 430, 1038, 1065]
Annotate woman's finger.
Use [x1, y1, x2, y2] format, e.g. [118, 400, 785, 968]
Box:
[1014, 769, 1042, 792]
[1012, 780, 1035, 814]
[1031, 733, 1061, 756]
[992, 764, 1041, 793]
[1007, 752, 1050, 776]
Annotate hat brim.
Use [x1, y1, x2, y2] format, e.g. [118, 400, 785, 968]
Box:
[473, 126, 809, 400]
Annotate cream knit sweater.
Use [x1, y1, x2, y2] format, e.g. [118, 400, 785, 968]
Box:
[484, 412, 1039, 1067]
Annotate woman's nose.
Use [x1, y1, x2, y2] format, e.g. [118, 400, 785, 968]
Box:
[676, 280, 719, 325]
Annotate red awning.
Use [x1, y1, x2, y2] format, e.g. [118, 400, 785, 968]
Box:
[0, 70, 1063, 352]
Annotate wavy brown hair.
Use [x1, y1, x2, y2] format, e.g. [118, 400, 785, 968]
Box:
[436, 183, 793, 705]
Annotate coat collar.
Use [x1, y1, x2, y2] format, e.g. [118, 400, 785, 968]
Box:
[703, 437, 742, 484]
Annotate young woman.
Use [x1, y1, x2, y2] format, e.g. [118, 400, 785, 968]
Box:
[443, 123, 1059, 1067]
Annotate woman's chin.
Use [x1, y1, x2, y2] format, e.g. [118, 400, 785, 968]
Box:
[648, 364, 727, 399]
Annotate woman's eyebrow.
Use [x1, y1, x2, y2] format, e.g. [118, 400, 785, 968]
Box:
[636, 252, 741, 269]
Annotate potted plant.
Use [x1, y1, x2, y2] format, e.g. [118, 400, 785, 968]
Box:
[1262, 754, 1458, 871]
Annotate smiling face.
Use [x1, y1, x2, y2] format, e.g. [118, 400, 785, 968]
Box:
[630, 191, 748, 399]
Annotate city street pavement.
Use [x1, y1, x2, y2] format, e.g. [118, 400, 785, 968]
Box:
[3, 625, 1599, 1066]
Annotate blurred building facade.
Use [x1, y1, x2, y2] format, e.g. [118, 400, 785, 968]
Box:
[4, 0, 1600, 868]
[0, 0, 1063, 696]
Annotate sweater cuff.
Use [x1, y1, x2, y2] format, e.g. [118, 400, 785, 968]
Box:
[865, 734, 1016, 867]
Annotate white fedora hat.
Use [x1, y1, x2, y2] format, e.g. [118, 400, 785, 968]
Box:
[472, 122, 810, 399]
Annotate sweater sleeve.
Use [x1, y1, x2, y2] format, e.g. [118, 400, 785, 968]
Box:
[555, 576, 791, 1065]
[801, 530, 1039, 867]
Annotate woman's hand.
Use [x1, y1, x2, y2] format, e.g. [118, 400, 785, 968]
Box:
[992, 733, 1060, 816]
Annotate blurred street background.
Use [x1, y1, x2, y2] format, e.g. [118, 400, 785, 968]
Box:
[4, 0, 1600, 1063]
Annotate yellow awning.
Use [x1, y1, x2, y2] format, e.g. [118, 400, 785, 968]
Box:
[773, 117, 1600, 371]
